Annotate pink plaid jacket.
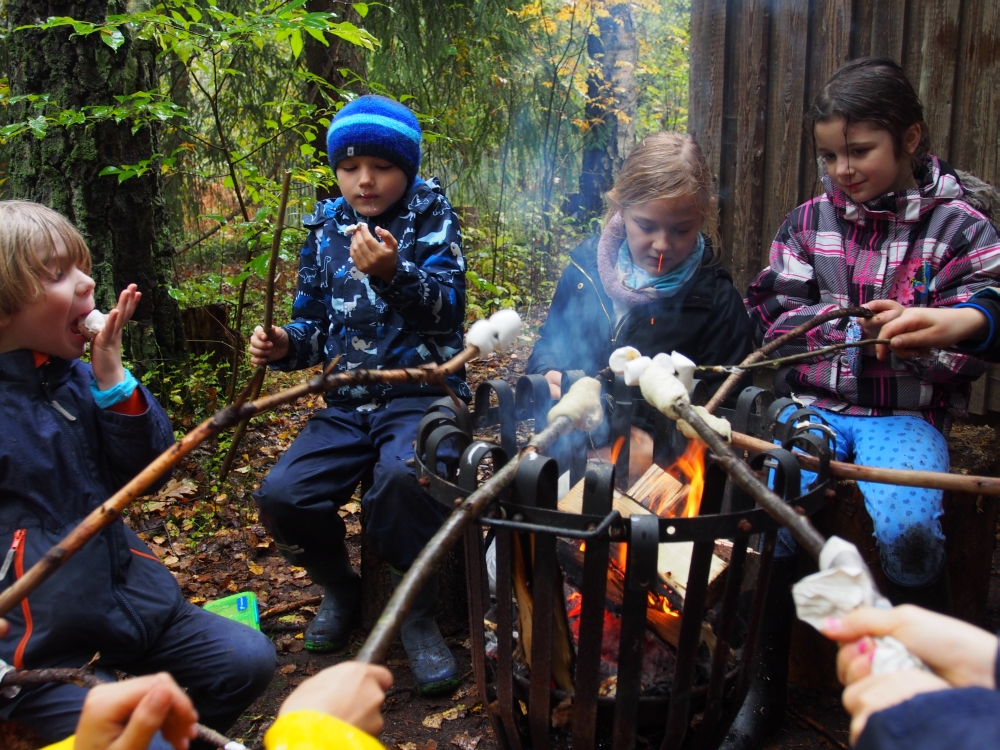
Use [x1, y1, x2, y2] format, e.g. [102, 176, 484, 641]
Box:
[745, 156, 1000, 427]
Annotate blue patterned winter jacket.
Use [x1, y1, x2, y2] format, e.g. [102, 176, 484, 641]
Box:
[273, 178, 470, 407]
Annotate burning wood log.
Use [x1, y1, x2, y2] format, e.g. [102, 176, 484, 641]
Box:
[558, 459, 730, 610]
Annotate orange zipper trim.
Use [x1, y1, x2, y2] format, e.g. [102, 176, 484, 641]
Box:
[130, 548, 161, 563]
[12, 529, 32, 669]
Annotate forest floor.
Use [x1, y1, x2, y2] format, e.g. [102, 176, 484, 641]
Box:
[124, 312, 1000, 750]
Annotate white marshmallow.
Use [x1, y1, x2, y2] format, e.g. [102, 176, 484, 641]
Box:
[670, 351, 696, 393]
[638, 359, 689, 419]
[623, 356, 652, 386]
[341, 221, 368, 235]
[80, 310, 107, 339]
[466, 319, 498, 355]
[547, 376, 604, 432]
[609, 346, 641, 374]
[651, 352, 676, 373]
[677, 405, 732, 443]
[489, 308, 522, 348]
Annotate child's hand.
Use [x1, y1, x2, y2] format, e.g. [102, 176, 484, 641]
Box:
[860, 300, 905, 356]
[91, 284, 141, 392]
[249, 325, 290, 366]
[841, 668, 950, 743]
[75, 673, 199, 750]
[544, 370, 563, 400]
[279, 661, 393, 736]
[350, 224, 399, 283]
[876, 307, 990, 359]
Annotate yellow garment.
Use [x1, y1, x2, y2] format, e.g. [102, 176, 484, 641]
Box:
[40, 737, 74, 750]
[265, 710, 386, 750]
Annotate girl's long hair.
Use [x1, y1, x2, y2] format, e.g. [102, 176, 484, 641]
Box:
[806, 57, 930, 171]
[604, 132, 721, 263]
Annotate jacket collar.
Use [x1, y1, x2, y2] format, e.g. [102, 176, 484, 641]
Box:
[823, 155, 964, 225]
[0, 349, 72, 385]
[303, 177, 444, 229]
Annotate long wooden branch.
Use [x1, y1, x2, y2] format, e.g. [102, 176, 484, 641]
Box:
[705, 306, 874, 413]
[355, 414, 577, 665]
[0, 347, 480, 619]
[730, 429, 1000, 496]
[219, 169, 293, 480]
[698, 339, 890, 372]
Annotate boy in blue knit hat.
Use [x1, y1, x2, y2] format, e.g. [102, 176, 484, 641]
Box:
[249, 95, 467, 694]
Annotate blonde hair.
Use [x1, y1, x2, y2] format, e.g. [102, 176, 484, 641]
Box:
[0, 201, 91, 318]
[604, 132, 721, 261]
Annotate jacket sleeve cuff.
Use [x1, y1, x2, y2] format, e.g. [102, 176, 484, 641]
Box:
[264, 711, 386, 750]
[953, 302, 995, 353]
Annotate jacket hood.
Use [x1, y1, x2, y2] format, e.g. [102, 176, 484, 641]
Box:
[823, 155, 965, 225]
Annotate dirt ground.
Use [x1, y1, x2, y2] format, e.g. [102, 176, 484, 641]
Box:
[128, 322, 1000, 750]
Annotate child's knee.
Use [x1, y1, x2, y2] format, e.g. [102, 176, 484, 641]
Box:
[877, 520, 946, 586]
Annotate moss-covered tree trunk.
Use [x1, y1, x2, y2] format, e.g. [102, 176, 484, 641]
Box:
[5, 0, 184, 375]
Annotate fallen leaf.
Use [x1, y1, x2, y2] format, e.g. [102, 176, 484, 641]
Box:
[279, 664, 297, 674]
[398, 742, 436, 750]
[287, 641, 304, 653]
[450, 733, 482, 750]
[422, 713, 444, 729]
[248, 560, 264, 576]
[163, 556, 180, 567]
[451, 685, 478, 702]
[343, 501, 362, 514]
[153, 535, 166, 544]
[292, 569, 308, 579]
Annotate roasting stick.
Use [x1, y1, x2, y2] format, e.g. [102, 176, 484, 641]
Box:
[219, 169, 293, 480]
[0, 310, 526, 622]
[355, 376, 606, 665]
[704, 306, 873, 413]
[730, 429, 1000, 496]
[638, 358, 926, 676]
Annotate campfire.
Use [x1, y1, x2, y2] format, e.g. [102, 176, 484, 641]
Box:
[412, 378, 834, 750]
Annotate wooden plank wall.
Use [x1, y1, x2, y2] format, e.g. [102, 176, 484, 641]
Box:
[689, 0, 1000, 414]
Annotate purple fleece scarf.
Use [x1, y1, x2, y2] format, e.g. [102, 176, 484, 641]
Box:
[597, 213, 652, 308]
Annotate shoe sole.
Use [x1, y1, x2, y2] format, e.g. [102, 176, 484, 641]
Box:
[304, 639, 348, 653]
[415, 675, 461, 696]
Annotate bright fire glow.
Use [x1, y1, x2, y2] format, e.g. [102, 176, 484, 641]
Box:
[647, 591, 681, 617]
[610, 435, 626, 464]
[671, 440, 706, 517]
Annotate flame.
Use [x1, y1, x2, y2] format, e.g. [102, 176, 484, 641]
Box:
[609, 435, 626, 464]
[579, 541, 586, 552]
[566, 591, 583, 619]
[668, 440, 706, 518]
[647, 591, 681, 617]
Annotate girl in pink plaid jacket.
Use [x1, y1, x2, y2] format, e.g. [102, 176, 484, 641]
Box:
[746, 58, 1000, 610]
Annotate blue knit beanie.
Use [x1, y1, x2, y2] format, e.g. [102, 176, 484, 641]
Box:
[326, 95, 422, 183]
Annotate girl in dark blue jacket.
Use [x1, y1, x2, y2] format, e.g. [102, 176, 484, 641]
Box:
[527, 132, 753, 400]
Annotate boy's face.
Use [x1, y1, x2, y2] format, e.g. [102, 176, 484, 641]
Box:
[0, 233, 96, 358]
[335, 155, 408, 218]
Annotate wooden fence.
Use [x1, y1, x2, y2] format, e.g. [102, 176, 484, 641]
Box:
[688, 0, 1000, 414]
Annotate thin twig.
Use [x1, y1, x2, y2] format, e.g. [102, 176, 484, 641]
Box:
[0, 346, 480, 620]
[705, 306, 874, 413]
[787, 706, 849, 750]
[259, 595, 322, 620]
[698, 339, 890, 372]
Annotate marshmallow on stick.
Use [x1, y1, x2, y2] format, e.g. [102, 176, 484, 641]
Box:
[547, 377, 604, 432]
[80, 310, 107, 340]
[465, 309, 523, 356]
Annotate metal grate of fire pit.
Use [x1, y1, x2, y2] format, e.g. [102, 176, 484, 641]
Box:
[413, 379, 832, 750]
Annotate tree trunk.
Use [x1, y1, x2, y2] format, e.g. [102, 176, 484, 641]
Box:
[305, 0, 363, 201]
[579, 0, 639, 221]
[5, 0, 185, 376]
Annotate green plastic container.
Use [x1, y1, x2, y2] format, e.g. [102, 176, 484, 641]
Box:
[203, 591, 261, 631]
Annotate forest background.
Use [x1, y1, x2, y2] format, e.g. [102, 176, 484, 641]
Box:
[0, 0, 690, 429]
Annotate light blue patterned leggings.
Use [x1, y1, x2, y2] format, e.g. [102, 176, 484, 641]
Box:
[774, 407, 949, 587]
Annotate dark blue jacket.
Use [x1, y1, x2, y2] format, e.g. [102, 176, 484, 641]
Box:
[0, 351, 181, 671]
[857, 687, 1000, 750]
[273, 177, 470, 406]
[526, 236, 754, 397]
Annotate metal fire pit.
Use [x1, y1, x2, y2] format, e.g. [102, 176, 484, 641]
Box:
[413, 378, 833, 750]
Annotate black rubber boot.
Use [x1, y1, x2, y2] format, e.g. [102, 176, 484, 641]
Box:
[719, 555, 798, 750]
[390, 569, 460, 696]
[303, 561, 362, 652]
[882, 569, 951, 614]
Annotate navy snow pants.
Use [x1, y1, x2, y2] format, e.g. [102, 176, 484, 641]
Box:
[254, 396, 450, 575]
